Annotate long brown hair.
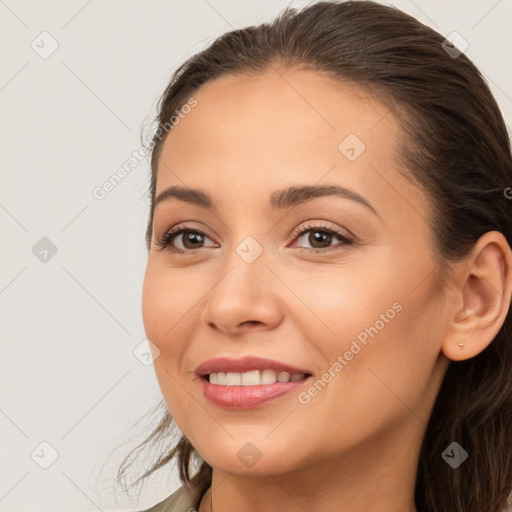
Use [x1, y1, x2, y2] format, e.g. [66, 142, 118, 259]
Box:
[118, 2, 512, 510]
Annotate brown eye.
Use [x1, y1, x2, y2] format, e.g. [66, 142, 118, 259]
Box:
[292, 224, 353, 252]
[181, 231, 206, 249]
[306, 230, 333, 249]
[155, 227, 218, 253]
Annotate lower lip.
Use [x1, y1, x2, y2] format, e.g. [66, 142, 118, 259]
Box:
[198, 376, 311, 409]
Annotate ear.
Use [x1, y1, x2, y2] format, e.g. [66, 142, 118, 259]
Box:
[442, 231, 512, 362]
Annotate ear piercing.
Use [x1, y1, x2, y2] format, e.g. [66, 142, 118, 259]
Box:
[458, 342, 464, 349]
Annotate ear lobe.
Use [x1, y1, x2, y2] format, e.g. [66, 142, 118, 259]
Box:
[441, 231, 512, 362]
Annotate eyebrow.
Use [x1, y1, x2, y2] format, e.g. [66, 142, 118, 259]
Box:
[154, 184, 378, 216]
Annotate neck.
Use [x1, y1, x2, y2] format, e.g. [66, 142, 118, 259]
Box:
[198, 414, 423, 512]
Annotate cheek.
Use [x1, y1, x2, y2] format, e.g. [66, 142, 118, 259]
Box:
[141, 268, 187, 398]
[141, 264, 196, 352]
[307, 275, 443, 447]
[141, 272, 168, 351]
[285, 257, 441, 414]
[276, 258, 398, 346]
[141, 264, 207, 422]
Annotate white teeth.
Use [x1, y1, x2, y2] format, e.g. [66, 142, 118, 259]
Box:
[226, 372, 241, 385]
[241, 370, 260, 386]
[207, 370, 307, 386]
[261, 369, 277, 385]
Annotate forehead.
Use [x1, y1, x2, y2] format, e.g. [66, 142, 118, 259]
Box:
[162, 68, 397, 163]
[156, 67, 430, 230]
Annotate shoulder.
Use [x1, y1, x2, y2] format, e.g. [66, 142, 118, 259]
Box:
[137, 484, 198, 512]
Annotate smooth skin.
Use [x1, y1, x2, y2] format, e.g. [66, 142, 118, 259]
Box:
[141, 67, 512, 512]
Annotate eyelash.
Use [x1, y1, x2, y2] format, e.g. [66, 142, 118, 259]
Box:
[154, 221, 355, 255]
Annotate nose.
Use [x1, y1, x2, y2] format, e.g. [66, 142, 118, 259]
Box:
[200, 248, 284, 336]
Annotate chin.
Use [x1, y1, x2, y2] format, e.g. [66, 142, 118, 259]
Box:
[194, 437, 306, 477]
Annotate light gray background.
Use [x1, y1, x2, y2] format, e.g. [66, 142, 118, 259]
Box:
[1, 1, 511, 511]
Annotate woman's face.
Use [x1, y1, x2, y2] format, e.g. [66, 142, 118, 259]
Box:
[142, 68, 452, 478]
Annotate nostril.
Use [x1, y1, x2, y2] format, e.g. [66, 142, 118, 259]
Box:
[241, 320, 262, 327]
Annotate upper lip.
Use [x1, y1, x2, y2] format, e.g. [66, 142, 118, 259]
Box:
[195, 356, 312, 376]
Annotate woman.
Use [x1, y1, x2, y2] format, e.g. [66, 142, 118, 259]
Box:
[119, 1, 512, 511]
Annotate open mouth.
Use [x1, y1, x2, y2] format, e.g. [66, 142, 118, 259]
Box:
[195, 356, 314, 408]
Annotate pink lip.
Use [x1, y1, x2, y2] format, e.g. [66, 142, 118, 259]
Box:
[195, 356, 313, 410]
[197, 375, 312, 409]
[195, 355, 311, 376]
